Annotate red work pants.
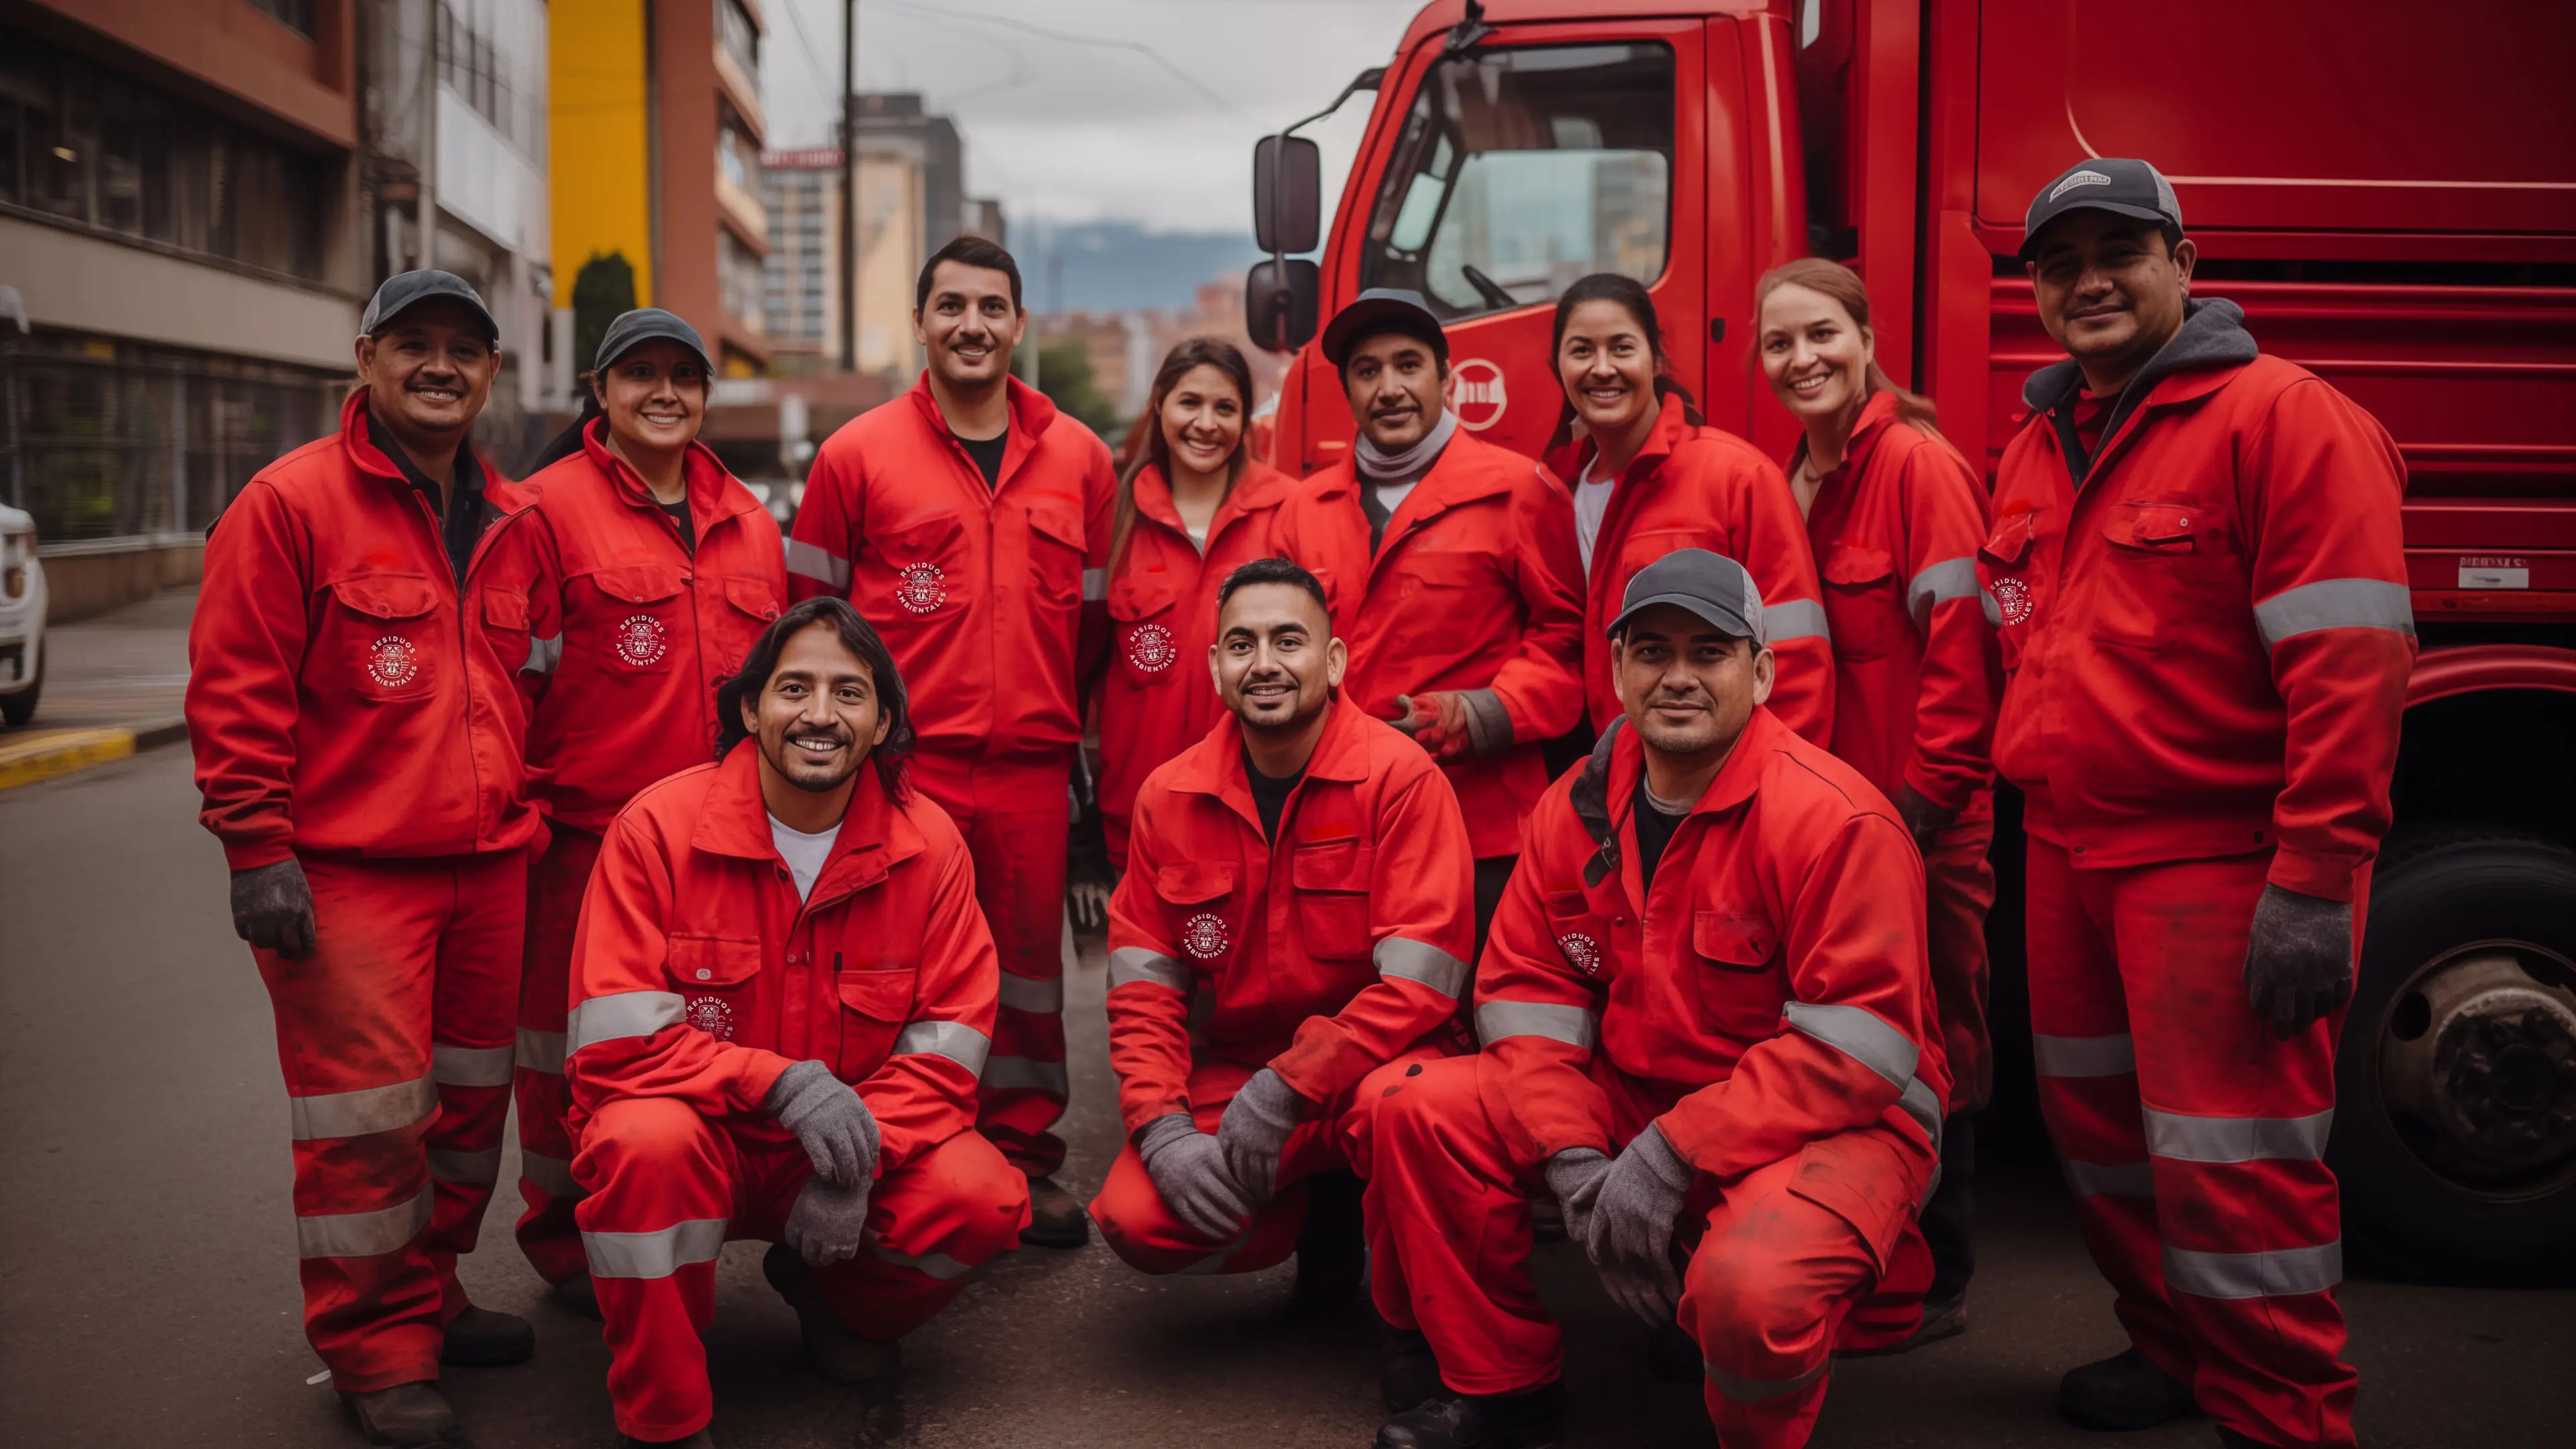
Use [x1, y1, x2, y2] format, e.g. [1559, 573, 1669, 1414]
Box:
[511, 822, 599, 1283]
[1089, 1049, 1442, 1273]
[2026, 840, 2359, 1448]
[254, 851, 524, 1392]
[1370, 1057, 1927, 1448]
[908, 750, 1071, 1175]
[574, 1097, 1030, 1442]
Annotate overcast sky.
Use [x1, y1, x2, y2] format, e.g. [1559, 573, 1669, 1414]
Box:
[760, 0, 1430, 234]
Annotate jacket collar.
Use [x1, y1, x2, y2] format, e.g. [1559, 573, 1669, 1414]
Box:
[579, 416, 762, 529]
[902, 371, 1063, 494]
[1165, 696, 1371, 835]
[692, 742, 926, 902]
[1304, 431, 1518, 581]
[335, 387, 538, 517]
[1131, 459, 1293, 552]
[1599, 702, 1787, 837]
[1544, 389, 1700, 490]
[2020, 298, 2259, 484]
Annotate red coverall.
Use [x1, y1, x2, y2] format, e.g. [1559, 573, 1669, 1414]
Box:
[186, 389, 541, 1391]
[1542, 394, 1833, 743]
[1088, 698, 1474, 1271]
[1269, 429, 1584, 863]
[1799, 389, 2000, 1110]
[1096, 460, 1293, 867]
[476, 420, 786, 1283]
[566, 748, 1029, 1443]
[1371, 709, 1947, 1449]
[786, 374, 1114, 1173]
[1982, 305, 2412, 1448]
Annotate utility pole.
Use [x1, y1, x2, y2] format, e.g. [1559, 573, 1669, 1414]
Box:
[419, 0, 439, 270]
[839, 0, 859, 373]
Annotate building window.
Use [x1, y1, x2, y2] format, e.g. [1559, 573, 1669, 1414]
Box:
[718, 0, 761, 79]
[720, 231, 765, 332]
[248, 0, 317, 38]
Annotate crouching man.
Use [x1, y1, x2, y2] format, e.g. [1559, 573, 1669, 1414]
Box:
[1089, 558, 1475, 1299]
[564, 598, 1030, 1448]
[1369, 550, 1949, 1449]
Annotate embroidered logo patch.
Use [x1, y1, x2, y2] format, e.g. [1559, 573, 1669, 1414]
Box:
[894, 562, 947, 615]
[1991, 575, 2034, 627]
[366, 635, 420, 689]
[1558, 932, 1604, 977]
[1180, 912, 1230, 961]
[684, 996, 735, 1040]
[612, 614, 669, 667]
[2049, 168, 2112, 202]
[1125, 621, 1176, 674]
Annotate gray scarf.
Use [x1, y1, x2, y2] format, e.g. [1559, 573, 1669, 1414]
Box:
[1354, 409, 1459, 480]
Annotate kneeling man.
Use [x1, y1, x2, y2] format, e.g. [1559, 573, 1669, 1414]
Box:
[1089, 557, 1474, 1295]
[566, 598, 1030, 1448]
[1371, 549, 1949, 1449]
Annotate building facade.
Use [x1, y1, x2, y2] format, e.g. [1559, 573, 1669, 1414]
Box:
[759, 143, 925, 380]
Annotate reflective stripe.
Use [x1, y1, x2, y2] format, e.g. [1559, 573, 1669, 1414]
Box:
[1081, 567, 1107, 602]
[1782, 1002, 1919, 1089]
[2253, 578, 2414, 649]
[517, 1028, 567, 1075]
[1897, 1076, 1943, 1155]
[431, 1042, 515, 1088]
[894, 1020, 992, 1078]
[2162, 1240, 2342, 1300]
[1109, 947, 1190, 992]
[1907, 557, 1981, 629]
[1762, 598, 1830, 643]
[523, 633, 563, 675]
[567, 991, 684, 1055]
[297, 1187, 433, 1259]
[2143, 1108, 2332, 1165]
[520, 1150, 584, 1199]
[1980, 590, 2004, 627]
[996, 971, 1064, 1015]
[2033, 1032, 2135, 1078]
[983, 1055, 1069, 1095]
[2065, 1158, 2157, 1199]
[1177, 1240, 1246, 1275]
[1376, 936, 1470, 1000]
[784, 539, 851, 589]
[583, 1218, 731, 1279]
[428, 1146, 503, 1185]
[289, 1074, 437, 1141]
[1705, 1359, 1826, 1403]
[871, 1236, 975, 1281]
[1475, 1000, 1599, 1051]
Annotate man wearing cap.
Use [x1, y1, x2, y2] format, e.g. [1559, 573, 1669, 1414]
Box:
[187, 271, 544, 1446]
[1368, 549, 1946, 1449]
[1272, 288, 1584, 949]
[478, 308, 788, 1309]
[1987, 160, 2410, 1446]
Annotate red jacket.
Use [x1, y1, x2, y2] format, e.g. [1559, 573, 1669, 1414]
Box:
[1544, 396, 1833, 744]
[481, 421, 787, 833]
[1105, 698, 1474, 1134]
[787, 374, 1114, 765]
[1097, 460, 1294, 867]
[1473, 708, 1947, 1208]
[1270, 429, 1585, 859]
[564, 745, 997, 1177]
[1798, 390, 1999, 814]
[187, 388, 541, 870]
[1980, 301, 2414, 900]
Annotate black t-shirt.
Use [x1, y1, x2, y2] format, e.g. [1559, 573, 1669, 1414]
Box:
[1631, 775, 1688, 894]
[370, 410, 487, 584]
[957, 428, 1008, 490]
[1244, 748, 1303, 843]
[658, 496, 695, 554]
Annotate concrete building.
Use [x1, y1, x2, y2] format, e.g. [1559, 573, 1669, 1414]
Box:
[759, 143, 925, 381]
[853, 92, 1004, 266]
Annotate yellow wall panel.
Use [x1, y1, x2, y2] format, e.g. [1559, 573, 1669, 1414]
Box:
[549, 0, 655, 303]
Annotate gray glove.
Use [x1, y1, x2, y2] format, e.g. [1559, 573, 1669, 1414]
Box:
[1544, 1148, 1613, 1247]
[1137, 1112, 1254, 1242]
[1214, 1068, 1305, 1206]
[231, 858, 317, 958]
[782, 1173, 872, 1267]
[1581, 1122, 1694, 1328]
[2244, 884, 2354, 1040]
[765, 1060, 879, 1187]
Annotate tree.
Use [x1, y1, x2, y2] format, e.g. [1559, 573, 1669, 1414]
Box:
[1034, 338, 1124, 440]
[570, 252, 639, 378]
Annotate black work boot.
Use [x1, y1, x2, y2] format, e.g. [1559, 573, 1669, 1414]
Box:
[763, 1244, 901, 1385]
[1376, 1379, 1567, 1448]
[1291, 1169, 1367, 1311]
[1020, 1173, 1091, 1248]
[2058, 1347, 2201, 1431]
[440, 1303, 536, 1366]
[623, 1432, 716, 1449]
[554, 1271, 603, 1320]
[341, 1381, 465, 1447]
[1382, 1326, 1442, 1413]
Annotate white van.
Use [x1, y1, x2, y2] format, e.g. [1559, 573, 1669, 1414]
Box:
[0, 503, 48, 727]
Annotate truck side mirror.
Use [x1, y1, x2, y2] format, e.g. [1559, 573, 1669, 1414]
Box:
[1252, 135, 1322, 256]
[1244, 259, 1320, 354]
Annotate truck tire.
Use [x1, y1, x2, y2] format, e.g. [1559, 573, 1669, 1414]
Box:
[2332, 827, 2576, 1285]
[0, 649, 38, 727]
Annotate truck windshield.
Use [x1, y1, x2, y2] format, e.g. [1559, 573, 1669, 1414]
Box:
[1359, 42, 1674, 323]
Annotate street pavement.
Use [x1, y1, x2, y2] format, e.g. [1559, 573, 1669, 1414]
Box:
[11, 585, 193, 734]
[4, 747, 2570, 1448]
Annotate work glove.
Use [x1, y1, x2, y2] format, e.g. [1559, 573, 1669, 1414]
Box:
[1580, 1122, 1694, 1328]
[1543, 1147, 1613, 1246]
[1389, 690, 1512, 762]
[1890, 784, 1958, 857]
[765, 1059, 880, 1187]
[1136, 1112, 1254, 1242]
[2243, 883, 2354, 1040]
[1214, 1067, 1305, 1207]
[1065, 800, 1115, 934]
[782, 1173, 872, 1267]
[231, 858, 318, 958]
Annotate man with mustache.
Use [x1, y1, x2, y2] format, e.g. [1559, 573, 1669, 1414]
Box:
[187, 271, 542, 1447]
[1985, 160, 2410, 1448]
[563, 598, 1028, 1448]
[1273, 290, 1584, 950]
[786, 236, 1116, 1246]
[1087, 557, 1472, 1302]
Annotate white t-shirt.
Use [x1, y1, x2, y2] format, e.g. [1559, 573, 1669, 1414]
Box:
[769, 816, 843, 902]
[1572, 457, 1617, 574]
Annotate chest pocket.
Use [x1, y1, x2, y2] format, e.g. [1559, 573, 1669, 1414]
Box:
[1819, 543, 1901, 662]
[329, 573, 443, 702]
[1026, 502, 1087, 609]
[478, 586, 531, 675]
[1977, 510, 2041, 667]
[833, 962, 918, 1079]
[588, 564, 688, 672]
[1691, 906, 1784, 1042]
[1291, 841, 1374, 961]
[1108, 574, 1183, 684]
[867, 513, 967, 623]
[668, 935, 761, 1042]
[1543, 888, 1615, 982]
[2089, 499, 2241, 653]
[1157, 860, 1236, 965]
[716, 575, 782, 674]
[1400, 549, 1489, 594]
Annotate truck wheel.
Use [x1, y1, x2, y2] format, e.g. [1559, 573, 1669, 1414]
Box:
[2332, 828, 2576, 1285]
[0, 650, 38, 727]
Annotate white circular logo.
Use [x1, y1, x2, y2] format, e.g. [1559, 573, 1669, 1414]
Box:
[1558, 932, 1603, 977]
[613, 614, 669, 667]
[685, 995, 735, 1040]
[1451, 358, 1508, 432]
[1991, 575, 2034, 627]
[1181, 912, 1230, 962]
[1125, 622, 1176, 674]
[366, 635, 419, 688]
[895, 562, 947, 615]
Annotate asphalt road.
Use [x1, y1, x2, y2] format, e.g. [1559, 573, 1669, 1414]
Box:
[4, 747, 2569, 1448]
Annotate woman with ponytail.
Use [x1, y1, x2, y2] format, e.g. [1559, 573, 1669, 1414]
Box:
[1754, 256, 2000, 1341]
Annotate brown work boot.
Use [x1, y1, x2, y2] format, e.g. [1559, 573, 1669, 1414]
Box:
[341, 1381, 465, 1447]
[439, 1303, 536, 1366]
[762, 1244, 902, 1385]
[553, 1271, 603, 1320]
[1020, 1173, 1091, 1248]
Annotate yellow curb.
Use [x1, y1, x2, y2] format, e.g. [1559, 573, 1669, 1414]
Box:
[0, 728, 139, 790]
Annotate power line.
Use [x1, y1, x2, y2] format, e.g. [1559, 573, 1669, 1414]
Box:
[869, 1, 1239, 117]
[771, 0, 840, 131]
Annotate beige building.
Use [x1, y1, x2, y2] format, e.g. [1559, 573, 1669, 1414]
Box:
[761, 145, 924, 380]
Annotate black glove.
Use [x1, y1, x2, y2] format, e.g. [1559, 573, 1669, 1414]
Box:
[1543, 1148, 1612, 1246]
[1136, 1112, 1254, 1242]
[1891, 784, 1957, 856]
[231, 858, 318, 957]
[1066, 759, 1114, 932]
[1581, 1123, 1694, 1328]
[2243, 883, 2354, 1040]
[782, 1173, 872, 1266]
[765, 1060, 880, 1187]
[1214, 1068, 1305, 1207]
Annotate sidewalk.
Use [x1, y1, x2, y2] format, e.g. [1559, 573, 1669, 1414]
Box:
[0, 586, 193, 788]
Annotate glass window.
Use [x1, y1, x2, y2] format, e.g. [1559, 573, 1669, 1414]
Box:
[718, 0, 761, 78]
[1359, 42, 1674, 323]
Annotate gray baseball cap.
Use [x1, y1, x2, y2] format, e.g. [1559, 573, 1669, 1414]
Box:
[1609, 547, 1765, 643]
[2020, 158, 2184, 260]
[1319, 287, 1447, 370]
[361, 270, 499, 341]
[592, 307, 712, 375]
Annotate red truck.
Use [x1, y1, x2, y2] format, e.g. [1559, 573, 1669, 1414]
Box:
[1244, 0, 2576, 1277]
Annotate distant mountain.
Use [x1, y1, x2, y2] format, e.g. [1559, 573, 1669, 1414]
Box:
[1018, 221, 1267, 315]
